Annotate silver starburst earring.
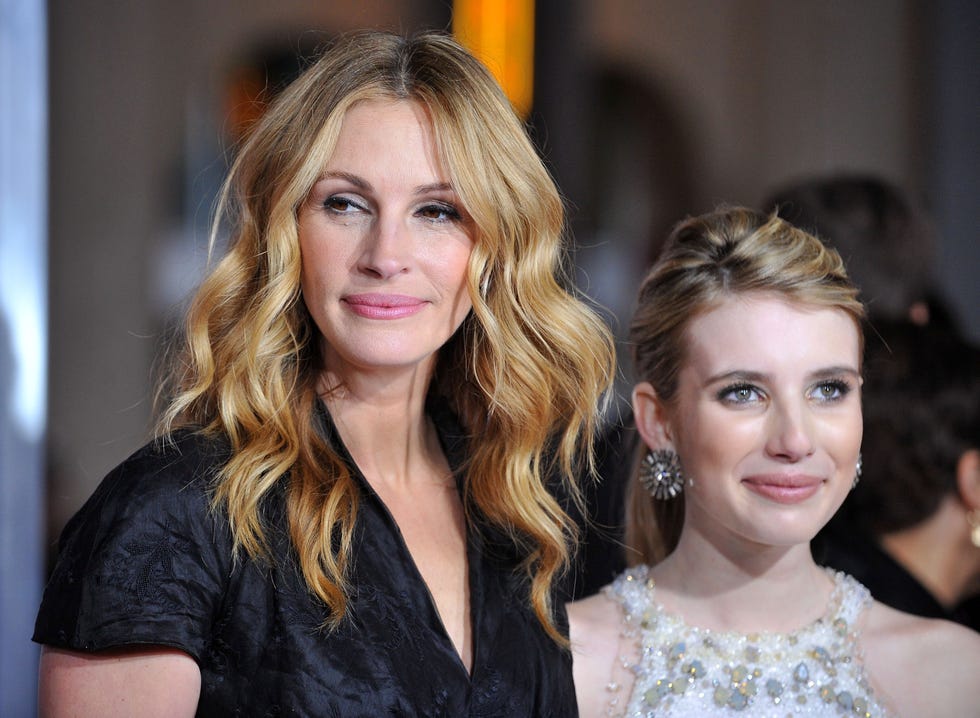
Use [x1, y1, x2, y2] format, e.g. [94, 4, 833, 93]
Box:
[638, 449, 685, 500]
[851, 453, 863, 490]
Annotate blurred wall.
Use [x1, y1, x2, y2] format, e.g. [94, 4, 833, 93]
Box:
[2, 0, 46, 711]
[45, 0, 978, 543]
[587, 1, 922, 208]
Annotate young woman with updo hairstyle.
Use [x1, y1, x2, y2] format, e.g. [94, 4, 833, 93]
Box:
[34, 30, 614, 716]
[568, 207, 980, 718]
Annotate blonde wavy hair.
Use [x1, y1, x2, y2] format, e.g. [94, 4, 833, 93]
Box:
[158, 30, 615, 640]
[625, 206, 865, 564]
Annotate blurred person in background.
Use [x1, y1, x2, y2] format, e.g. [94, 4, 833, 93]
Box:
[816, 318, 980, 631]
[765, 172, 955, 328]
[34, 30, 613, 716]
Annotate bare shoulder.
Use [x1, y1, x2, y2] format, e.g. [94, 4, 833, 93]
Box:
[567, 591, 628, 718]
[861, 601, 980, 716]
[568, 591, 622, 638]
[567, 590, 624, 672]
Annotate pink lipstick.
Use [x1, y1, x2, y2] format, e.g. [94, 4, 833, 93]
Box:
[343, 293, 426, 319]
[741, 474, 823, 504]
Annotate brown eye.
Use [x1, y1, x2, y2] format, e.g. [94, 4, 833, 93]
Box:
[323, 196, 364, 213]
[416, 203, 460, 222]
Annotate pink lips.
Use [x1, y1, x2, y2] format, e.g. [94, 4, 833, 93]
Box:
[343, 293, 426, 319]
[741, 474, 823, 504]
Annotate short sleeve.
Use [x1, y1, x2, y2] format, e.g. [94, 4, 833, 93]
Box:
[33, 432, 234, 662]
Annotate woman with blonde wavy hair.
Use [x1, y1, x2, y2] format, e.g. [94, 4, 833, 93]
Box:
[34, 30, 614, 716]
[568, 207, 980, 717]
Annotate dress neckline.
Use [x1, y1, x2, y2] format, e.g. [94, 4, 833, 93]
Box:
[613, 566, 850, 642]
[314, 395, 478, 679]
[606, 565, 891, 717]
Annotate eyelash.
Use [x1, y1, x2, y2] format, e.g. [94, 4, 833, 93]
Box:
[321, 196, 462, 223]
[809, 379, 852, 402]
[717, 383, 762, 405]
[416, 202, 462, 223]
[322, 196, 364, 214]
[716, 379, 854, 405]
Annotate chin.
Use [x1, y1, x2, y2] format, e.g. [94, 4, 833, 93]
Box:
[744, 515, 826, 549]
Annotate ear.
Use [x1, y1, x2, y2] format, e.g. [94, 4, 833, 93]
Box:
[955, 448, 980, 511]
[632, 381, 674, 452]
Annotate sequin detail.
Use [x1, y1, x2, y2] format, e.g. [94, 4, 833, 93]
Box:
[606, 567, 893, 717]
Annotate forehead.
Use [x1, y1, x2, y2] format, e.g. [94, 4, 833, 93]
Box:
[321, 98, 451, 182]
[682, 292, 860, 376]
[333, 98, 432, 150]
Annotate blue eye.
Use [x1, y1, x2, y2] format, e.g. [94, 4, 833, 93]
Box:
[718, 383, 763, 405]
[809, 380, 851, 402]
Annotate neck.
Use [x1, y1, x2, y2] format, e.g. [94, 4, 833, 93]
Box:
[651, 529, 832, 633]
[879, 495, 980, 608]
[319, 368, 443, 489]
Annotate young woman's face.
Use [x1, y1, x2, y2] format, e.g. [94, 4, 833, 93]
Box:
[298, 99, 475, 385]
[639, 292, 863, 550]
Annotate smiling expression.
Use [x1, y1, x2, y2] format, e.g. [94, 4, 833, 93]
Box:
[636, 292, 863, 550]
[297, 99, 475, 386]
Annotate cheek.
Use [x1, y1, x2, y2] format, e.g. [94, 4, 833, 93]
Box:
[448, 277, 474, 328]
[299, 240, 344, 295]
[298, 251, 344, 336]
[674, 408, 758, 473]
[297, 233, 319, 292]
[430, 244, 473, 296]
[830, 408, 864, 458]
[448, 261, 471, 296]
[298, 262, 324, 309]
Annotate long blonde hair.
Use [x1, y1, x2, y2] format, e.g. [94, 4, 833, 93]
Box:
[625, 206, 865, 564]
[158, 30, 615, 640]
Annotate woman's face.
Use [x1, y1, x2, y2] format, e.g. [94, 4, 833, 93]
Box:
[635, 292, 863, 550]
[298, 99, 475, 385]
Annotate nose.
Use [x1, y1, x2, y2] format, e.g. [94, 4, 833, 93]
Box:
[357, 215, 409, 279]
[764, 401, 815, 462]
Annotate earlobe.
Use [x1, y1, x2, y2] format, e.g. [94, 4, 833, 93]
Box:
[632, 381, 673, 450]
[959, 450, 980, 548]
[956, 448, 980, 510]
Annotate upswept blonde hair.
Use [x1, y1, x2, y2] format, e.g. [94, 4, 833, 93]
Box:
[158, 30, 614, 640]
[625, 206, 865, 564]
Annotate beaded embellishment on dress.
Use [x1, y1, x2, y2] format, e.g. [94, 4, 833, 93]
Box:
[605, 566, 893, 717]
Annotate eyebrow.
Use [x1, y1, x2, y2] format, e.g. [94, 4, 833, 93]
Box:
[704, 365, 861, 385]
[316, 171, 456, 196]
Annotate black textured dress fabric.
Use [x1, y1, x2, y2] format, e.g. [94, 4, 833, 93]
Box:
[34, 403, 577, 717]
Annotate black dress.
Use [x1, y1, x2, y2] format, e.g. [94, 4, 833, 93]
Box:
[34, 403, 578, 717]
[815, 524, 980, 632]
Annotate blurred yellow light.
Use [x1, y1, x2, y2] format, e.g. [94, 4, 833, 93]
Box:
[453, 0, 535, 118]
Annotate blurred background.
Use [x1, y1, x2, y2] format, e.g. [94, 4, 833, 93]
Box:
[2, 0, 977, 711]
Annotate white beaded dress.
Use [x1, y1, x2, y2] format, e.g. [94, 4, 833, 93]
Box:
[603, 566, 894, 717]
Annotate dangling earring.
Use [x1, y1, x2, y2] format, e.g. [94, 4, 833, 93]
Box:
[639, 449, 685, 500]
[851, 453, 863, 490]
[968, 509, 980, 548]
